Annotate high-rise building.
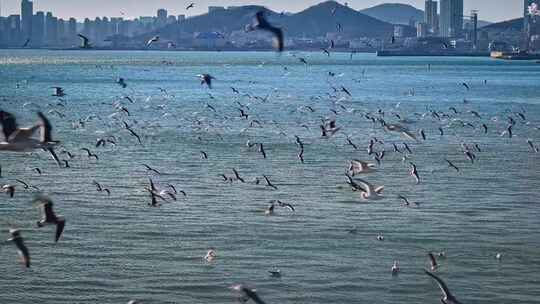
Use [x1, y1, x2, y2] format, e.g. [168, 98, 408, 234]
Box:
[57, 18, 66, 44]
[157, 9, 167, 27]
[524, 0, 535, 31]
[417, 22, 428, 38]
[68, 18, 77, 45]
[524, 0, 540, 50]
[425, 0, 438, 36]
[45, 12, 58, 45]
[7, 14, 21, 45]
[21, 0, 33, 39]
[440, 0, 463, 37]
[31, 11, 44, 46]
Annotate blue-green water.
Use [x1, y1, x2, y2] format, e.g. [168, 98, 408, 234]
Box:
[0, 50, 539, 304]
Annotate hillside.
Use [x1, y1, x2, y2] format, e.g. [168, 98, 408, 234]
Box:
[283, 1, 394, 38]
[146, 1, 395, 41]
[481, 18, 523, 32]
[360, 3, 423, 25]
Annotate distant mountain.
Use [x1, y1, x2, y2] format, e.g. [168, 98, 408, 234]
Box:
[477, 20, 492, 28]
[146, 1, 394, 42]
[360, 3, 424, 25]
[481, 18, 522, 31]
[178, 5, 277, 34]
[283, 1, 394, 38]
[360, 3, 492, 28]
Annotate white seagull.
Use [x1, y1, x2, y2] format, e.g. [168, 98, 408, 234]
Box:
[348, 159, 376, 175]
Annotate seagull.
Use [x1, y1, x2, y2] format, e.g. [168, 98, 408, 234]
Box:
[383, 122, 417, 141]
[142, 164, 161, 175]
[348, 160, 376, 175]
[7, 228, 30, 268]
[353, 177, 384, 200]
[81, 148, 99, 160]
[116, 77, 127, 88]
[77, 34, 91, 49]
[248, 11, 284, 52]
[35, 196, 66, 243]
[265, 202, 275, 215]
[232, 168, 245, 183]
[186, 2, 195, 10]
[419, 129, 426, 140]
[52, 87, 65, 97]
[231, 284, 267, 304]
[501, 124, 513, 138]
[391, 261, 400, 275]
[146, 36, 159, 47]
[277, 200, 295, 212]
[197, 74, 215, 89]
[204, 249, 217, 262]
[123, 122, 142, 145]
[341, 86, 352, 97]
[0, 111, 61, 166]
[445, 159, 460, 172]
[22, 38, 31, 48]
[321, 48, 330, 56]
[258, 143, 267, 159]
[424, 270, 462, 304]
[397, 195, 419, 207]
[268, 269, 281, 277]
[297, 148, 305, 163]
[428, 252, 439, 271]
[16, 179, 39, 191]
[527, 139, 539, 153]
[146, 178, 166, 207]
[2, 184, 15, 198]
[263, 175, 278, 190]
[320, 120, 341, 138]
[92, 181, 111, 195]
[409, 162, 420, 184]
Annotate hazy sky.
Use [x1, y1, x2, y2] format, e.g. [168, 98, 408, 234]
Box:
[0, 0, 524, 22]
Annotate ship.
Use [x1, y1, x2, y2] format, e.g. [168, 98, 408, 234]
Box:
[377, 50, 489, 57]
[491, 51, 540, 60]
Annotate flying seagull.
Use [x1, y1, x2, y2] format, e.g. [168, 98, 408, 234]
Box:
[77, 34, 91, 48]
[231, 284, 267, 304]
[197, 74, 215, 89]
[248, 11, 284, 52]
[424, 270, 462, 304]
[0, 111, 61, 166]
[146, 36, 160, 47]
[52, 87, 65, 97]
[35, 196, 66, 243]
[7, 228, 30, 268]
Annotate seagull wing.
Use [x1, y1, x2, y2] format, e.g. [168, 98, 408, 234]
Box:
[245, 289, 267, 304]
[424, 270, 458, 303]
[77, 34, 89, 47]
[37, 112, 53, 143]
[0, 111, 18, 142]
[14, 238, 30, 268]
[55, 219, 65, 243]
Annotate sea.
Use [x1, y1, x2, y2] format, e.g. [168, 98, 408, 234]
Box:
[0, 50, 539, 304]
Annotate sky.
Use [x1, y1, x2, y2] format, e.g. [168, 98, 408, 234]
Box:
[0, 0, 525, 22]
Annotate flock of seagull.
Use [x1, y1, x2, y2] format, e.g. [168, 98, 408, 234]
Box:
[2, 5, 539, 304]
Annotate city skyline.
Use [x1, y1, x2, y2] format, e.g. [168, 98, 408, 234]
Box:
[0, 0, 524, 22]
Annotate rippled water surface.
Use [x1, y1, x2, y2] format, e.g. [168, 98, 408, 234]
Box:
[0, 50, 539, 304]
